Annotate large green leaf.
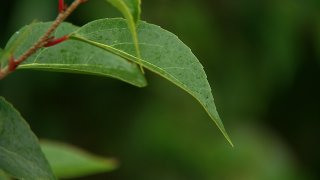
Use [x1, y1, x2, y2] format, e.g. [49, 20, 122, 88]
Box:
[0, 97, 55, 180]
[41, 141, 117, 179]
[106, 0, 143, 72]
[4, 22, 146, 87]
[71, 18, 233, 145]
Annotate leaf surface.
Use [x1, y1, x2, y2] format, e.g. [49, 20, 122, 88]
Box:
[0, 97, 55, 180]
[41, 141, 117, 179]
[106, 0, 143, 72]
[5, 22, 146, 87]
[71, 18, 232, 145]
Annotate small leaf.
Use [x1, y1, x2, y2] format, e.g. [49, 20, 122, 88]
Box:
[0, 23, 34, 66]
[0, 97, 55, 180]
[106, 0, 144, 72]
[5, 22, 147, 87]
[71, 18, 233, 146]
[41, 141, 118, 179]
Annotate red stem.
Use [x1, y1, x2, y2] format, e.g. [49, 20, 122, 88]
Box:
[44, 35, 69, 47]
[59, 0, 67, 13]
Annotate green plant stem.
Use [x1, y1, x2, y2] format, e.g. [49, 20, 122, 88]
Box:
[0, 0, 87, 80]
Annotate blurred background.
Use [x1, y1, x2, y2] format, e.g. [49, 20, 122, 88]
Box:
[0, 0, 319, 179]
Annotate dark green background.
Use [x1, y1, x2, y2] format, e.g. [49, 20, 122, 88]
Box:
[1, 0, 319, 179]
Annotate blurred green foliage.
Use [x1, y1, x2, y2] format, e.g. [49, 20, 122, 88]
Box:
[0, 0, 319, 179]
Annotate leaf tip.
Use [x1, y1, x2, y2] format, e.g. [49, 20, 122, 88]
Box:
[218, 126, 234, 147]
[225, 134, 234, 147]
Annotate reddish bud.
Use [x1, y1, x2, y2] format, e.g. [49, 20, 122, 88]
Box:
[44, 35, 69, 47]
[59, 0, 67, 13]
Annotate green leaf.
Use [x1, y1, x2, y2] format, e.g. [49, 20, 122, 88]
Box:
[106, 0, 144, 72]
[41, 141, 118, 179]
[71, 18, 233, 146]
[5, 22, 147, 87]
[0, 97, 56, 180]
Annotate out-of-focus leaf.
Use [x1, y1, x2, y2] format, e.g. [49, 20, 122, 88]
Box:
[0, 97, 55, 180]
[41, 141, 118, 179]
[106, 0, 143, 72]
[4, 22, 147, 87]
[71, 18, 233, 145]
[129, 103, 307, 180]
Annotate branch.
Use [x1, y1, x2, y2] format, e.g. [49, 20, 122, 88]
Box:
[0, 0, 87, 80]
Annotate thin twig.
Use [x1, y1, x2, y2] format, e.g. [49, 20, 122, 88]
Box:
[0, 0, 87, 80]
